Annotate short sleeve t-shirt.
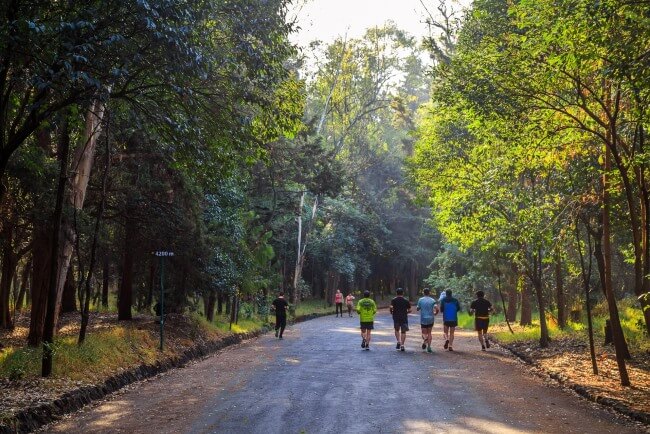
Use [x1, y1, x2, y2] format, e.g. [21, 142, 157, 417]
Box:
[470, 298, 492, 318]
[335, 292, 343, 303]
[417, 296, 436, 324]
[272, 298, 289, 318]
[440, 297, 460, 322]
[391, 297, 411, 323]
[345, 295, 355, 305]
[356, 298, 377, 322]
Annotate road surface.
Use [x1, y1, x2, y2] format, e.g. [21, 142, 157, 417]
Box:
[45, 311, 642, 433]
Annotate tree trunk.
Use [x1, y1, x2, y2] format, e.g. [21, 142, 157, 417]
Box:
[15, 259, 30, 311]
[292, 193, 319, 307]
[50, 100, 108, 334]
[520, 277, 532, 326]
[145, 261, 155, 310]
[204, 292, 216, 322]
[217, 290, 224, 314]
[602, 145, 631, 385]
[0, 229, 16, 329]
[101, 256, 109, 309]
[409, 260, 418, 300]
[118, 223, 135, 321]
[27, 231, 51, 346]
[79, 137, 110, 345]
[60, 266, 77, 314]
[532, 251, 549, 348]
[555, 251, 566, 329]
[42, 115, 71, 377]
[576, 220, 598, 375]
[506, 272, 518, 322]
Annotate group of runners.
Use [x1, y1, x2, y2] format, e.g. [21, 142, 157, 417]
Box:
[270, 287, 493, 352]
[356, 287, 493, 352]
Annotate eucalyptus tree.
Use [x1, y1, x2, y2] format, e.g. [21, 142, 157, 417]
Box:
[295, 25, 435, 301]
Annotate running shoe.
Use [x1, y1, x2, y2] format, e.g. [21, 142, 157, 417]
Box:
[400, 345, 405, 352]
[448, 346, 453, 351]
[396, 342, 401, 349]
[485, 338, 491, 348]
[279, 336, 283, 339]
[481, 345, 486, 351]
[444, 340, 449, 349]
[361, 339, 366, 348]
[422, 341, 427, 350]
[427, 346, 432, 353]
[365, 346, 370, 351]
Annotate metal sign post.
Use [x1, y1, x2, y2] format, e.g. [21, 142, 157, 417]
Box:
[154, 251, 174, 351]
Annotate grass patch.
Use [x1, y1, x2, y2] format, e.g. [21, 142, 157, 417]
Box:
[204, 313, 265, 334]
[0, 326, 160, 381]
[293, 298, 336, 317]
[489, 297, 649, 352]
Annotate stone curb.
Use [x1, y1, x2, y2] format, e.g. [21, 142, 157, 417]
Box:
[497, 341, 650, 426]
[0, 328, 267, 434]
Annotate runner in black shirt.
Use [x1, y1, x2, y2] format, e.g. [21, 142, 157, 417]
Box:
[390, 288, 412, 352]
[271, 292, 289, 339]
[469, 291, 493, 350]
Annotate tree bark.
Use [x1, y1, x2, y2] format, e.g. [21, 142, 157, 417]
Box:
[555, 251, 566, 329]
[0, 227, 16, 329]
[79, 133, 110, 344]
[520, 276, 532, 326]
[27, 231, 51, 346]
[42, 115, 71, 377]
[506, 272, 518, 322]
[60, 266, 77, 314]
[118, 225, 134, 321]
[217, 290, 224, 314]
[145, 261, 155, 310]
[602, 145, 631, 385]
[292, 193, 319, 307]
[204, 292, 216, 322]
[531, 251, 549, 347]
[101, 256, 109, 309]
[51, 100, 108, 332]
[15, 259, 30, 311]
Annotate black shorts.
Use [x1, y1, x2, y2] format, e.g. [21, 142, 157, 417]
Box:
[394, 321, 409, 332]
[275, 316, 287, 328]
[443, 320, 458, 327]
[475, 318, 489, 332]
[421, 323, 434, 330]
[360, 321, 374, 330]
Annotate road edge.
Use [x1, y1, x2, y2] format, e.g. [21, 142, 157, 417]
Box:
[0, 328, 269, 434]
[496, 340, 650, 426]
[1, 306, 383, 434]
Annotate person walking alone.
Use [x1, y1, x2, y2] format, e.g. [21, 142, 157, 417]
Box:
[440, 289, 461, 351]
[346, 292, 355, 317]
[470, 291, 493, 350]
[390, 288, 412, 352]
[334, 289, 344, 317]
[416, 288, 438, 353]
[356, 290, 377, 350]
[271, 291, 289, 339]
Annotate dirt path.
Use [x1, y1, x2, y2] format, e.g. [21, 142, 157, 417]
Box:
[44, 311, 644, 433]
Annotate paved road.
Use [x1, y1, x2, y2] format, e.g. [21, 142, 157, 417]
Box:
[46, 311, 642, 434]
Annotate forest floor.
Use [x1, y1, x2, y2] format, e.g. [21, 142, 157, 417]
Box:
[490, 321, 650, 418]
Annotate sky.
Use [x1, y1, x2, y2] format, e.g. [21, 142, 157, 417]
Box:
[288, 0, 465, 48]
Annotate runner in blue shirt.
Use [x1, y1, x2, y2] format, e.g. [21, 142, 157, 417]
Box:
[439, 289, 461, 351]
[416, 288, 438, 353]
